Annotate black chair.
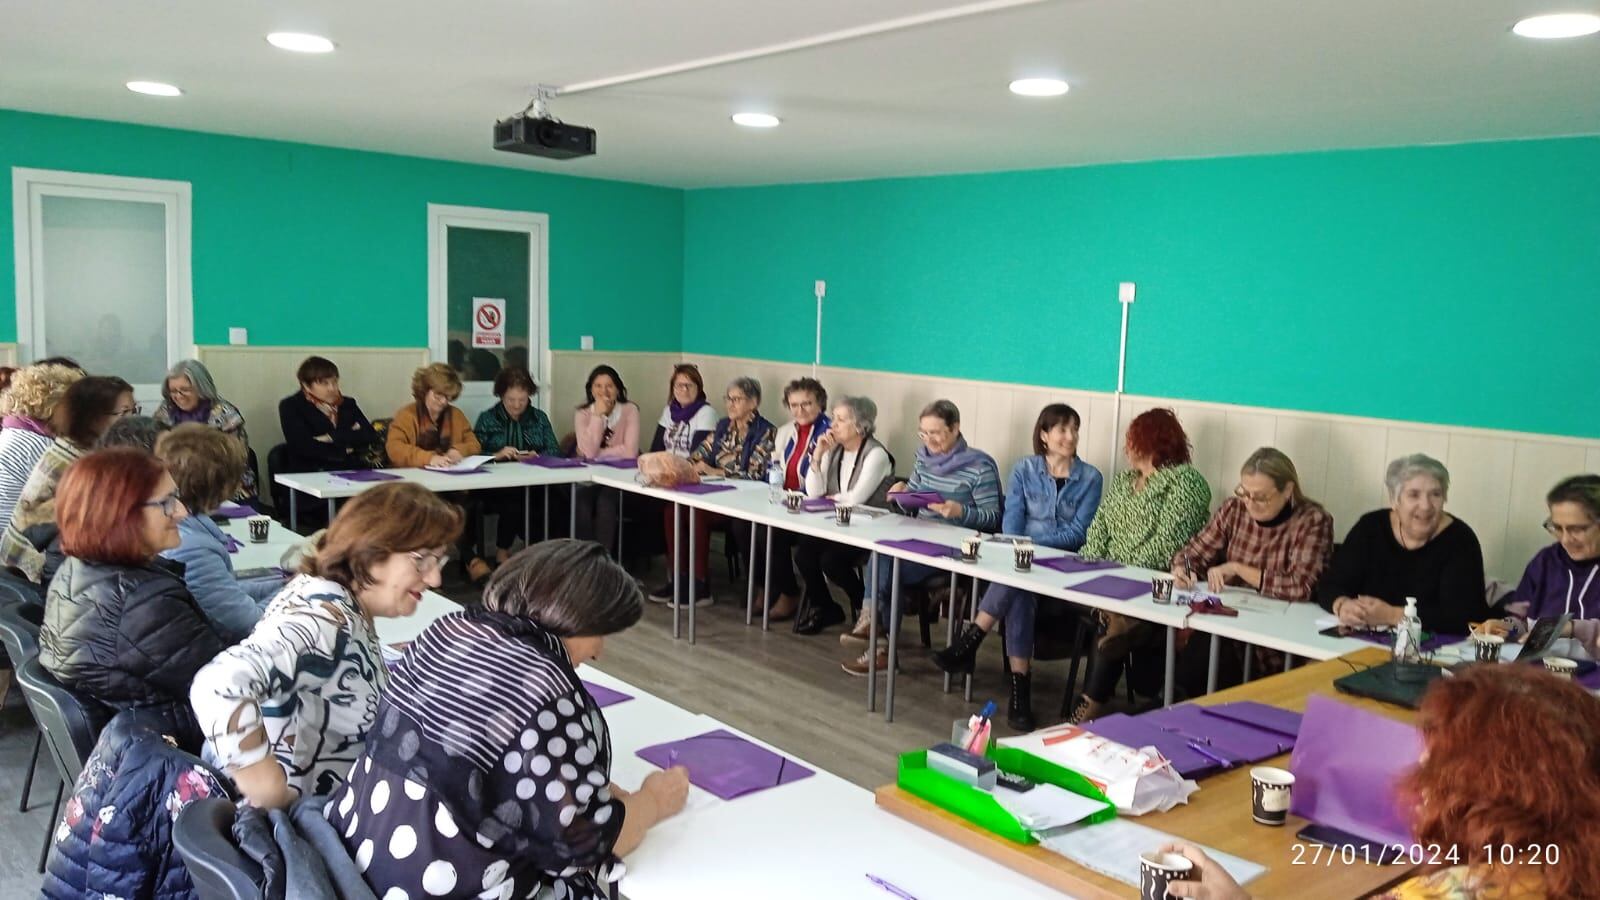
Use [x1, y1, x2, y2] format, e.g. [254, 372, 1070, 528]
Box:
[0, 597, 44, 814]
[14, 656, 109, 873]
[174, 797, 265, 900]
[265, 442, 292, 522]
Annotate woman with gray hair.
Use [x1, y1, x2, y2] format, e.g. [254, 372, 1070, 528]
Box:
[328, 540, 689, 900]
[152, 358, 256, 499]
[792, 395, 897, 635]
[1316, 453, 1488, 635]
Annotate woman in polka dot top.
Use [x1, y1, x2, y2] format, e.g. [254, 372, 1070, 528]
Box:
[328, 540, 689, 900]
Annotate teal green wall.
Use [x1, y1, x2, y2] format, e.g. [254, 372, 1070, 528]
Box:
[683, 138, 1600, 438]
[0, 109, 683, 351]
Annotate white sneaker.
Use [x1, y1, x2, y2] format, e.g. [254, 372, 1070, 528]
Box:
[839, 609, 874, 646]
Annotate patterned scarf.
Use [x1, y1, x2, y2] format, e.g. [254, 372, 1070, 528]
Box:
[304, 389, 341, 426]
[415, 402, 451, 453]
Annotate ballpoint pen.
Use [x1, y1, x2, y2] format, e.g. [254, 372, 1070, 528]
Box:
[866, 874, 919, 900]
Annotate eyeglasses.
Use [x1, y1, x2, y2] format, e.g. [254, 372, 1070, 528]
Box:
[917, 429, 950, 440]
[1233, 485, 1278, 504]
[1544, 519, 1599, 538]
[408, 551, 448, 574]
[724, 394, 750, 404]
[115, 404, 142, 417]
[143, 492, 185, 518]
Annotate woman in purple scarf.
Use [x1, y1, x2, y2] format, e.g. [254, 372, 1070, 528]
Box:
[153, 359, 255, 500]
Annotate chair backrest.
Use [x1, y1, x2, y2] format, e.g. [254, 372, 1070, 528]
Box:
[173, 797, 265, 900]
[15, 656, 105, 785]
[0, 569, 44, 604]
[0, 596, 42, 665]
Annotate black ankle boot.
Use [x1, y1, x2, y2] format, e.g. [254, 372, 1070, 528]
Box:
[932, 623, 987, 674]
[1006, 670, 1035, 732]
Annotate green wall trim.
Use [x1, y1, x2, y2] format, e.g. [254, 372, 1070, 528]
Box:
[0, 108, 683, 351]
[683, 137, 1600, 439]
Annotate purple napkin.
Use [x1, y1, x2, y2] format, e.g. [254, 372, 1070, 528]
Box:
[1199, 701, 1303, 738]
[222, 535, 244, 554]
[331, 469, 401, 482]
[674, 482, 736, 495]
[1068, 575, 1151, 601]
[1035, 556, 1119, 575]
[800, 497, 836, 513]
[875, 538, 960, 559]
[587, 457, 639, 469]
[1342, 630, 1464, 653]
[888, 490, 943, 510]
[1081, 714, 1222, 779]
[522, 455, 587, 469]
[581, 681, 633, 709]
[1289, 695, 1420, 847]
[636, 729, 815, 800]
[213, 502, 254, 519]
[1141, 704, 1296, 763]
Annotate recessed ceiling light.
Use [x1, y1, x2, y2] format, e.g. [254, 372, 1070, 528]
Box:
[1512, 12, 1600, 38]
[126, 81, 183, 97]
[267, 31, 336, 53]
[1009, 77, 1070, 97]
[732, 112, 781, 128]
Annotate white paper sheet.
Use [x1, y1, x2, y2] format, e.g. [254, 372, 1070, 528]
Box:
[992, 783, 1111, 830]
[434, 454, 493, 472]
[1039, 818, 1266, 888]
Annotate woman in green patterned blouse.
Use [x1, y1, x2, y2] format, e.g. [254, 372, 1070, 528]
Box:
[474, 366, 559, 565]
[1072, 408, 1211, 722]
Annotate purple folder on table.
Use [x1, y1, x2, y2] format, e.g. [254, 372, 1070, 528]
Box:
[1141, 704, 1296, 763]
[221, 535, 244, 554]
[800, 497, 835, 513]
[587, 457, 639, 469]
[1343, 630, 1463, 654]
[1578, 667, 1600, 690]
[876, 538, 959, 559]
[1199, 701, 1303, 739]
[888, 491, 943, 510]
[522, 455, 586, 469]
[1081, 714, 1222, 779]
[675, 482, 735, 495]
[330, 469, 401, 482]
[1035, 556, 1119, 575]
[580, 681, 633, 708]
[213, 502, 254, 519]
[1289, 695, 1419, 848]
[636, 729, 815, 800]
[1068, 574, 1151, 601]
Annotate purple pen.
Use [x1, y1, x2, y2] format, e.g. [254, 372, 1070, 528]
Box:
[1186, 740, 1232, 768]
[866, 874, 919, 900]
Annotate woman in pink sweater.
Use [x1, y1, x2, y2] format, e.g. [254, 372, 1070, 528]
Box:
[572, 365, 638, 555]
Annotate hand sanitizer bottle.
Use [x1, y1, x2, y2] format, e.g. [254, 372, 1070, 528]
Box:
[1392, 597, 1423, 664]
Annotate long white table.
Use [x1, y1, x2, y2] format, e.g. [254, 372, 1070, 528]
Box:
[274, 463, 593, 536]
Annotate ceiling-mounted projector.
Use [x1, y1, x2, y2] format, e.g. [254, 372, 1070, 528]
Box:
[495, 85, 595, 159]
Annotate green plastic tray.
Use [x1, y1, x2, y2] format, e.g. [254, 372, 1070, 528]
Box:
[896, 745, 1116, 844]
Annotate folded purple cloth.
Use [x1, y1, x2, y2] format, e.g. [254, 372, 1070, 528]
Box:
[888, 490, 942, 510]
[636, 729, 815, 800]
[581, 681, 633, 708]
[800, 497, 835, 513]
[875, 538, 959, 559]
[522, 455, 586, 469]
[674, 482, 735, 495]
[212, 502, 254, 519]
[1068, 574, 1151, 601]
[330, 470, 401, 482]
[1035, 556, 1119, 575]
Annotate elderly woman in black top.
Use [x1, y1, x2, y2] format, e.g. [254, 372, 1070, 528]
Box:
[329, 540, 689, 900]
[277, 355, 379, 473]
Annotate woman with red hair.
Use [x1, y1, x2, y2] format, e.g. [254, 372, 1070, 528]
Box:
[1071, 408, 1211, 722]
[1164, 664, 1600, 899]
[37, 448, 227, 746]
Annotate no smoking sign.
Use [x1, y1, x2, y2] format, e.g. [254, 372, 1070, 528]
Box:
[472, 297, 506, 348]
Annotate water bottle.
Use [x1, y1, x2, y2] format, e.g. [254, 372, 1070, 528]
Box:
[1392, 596, 1423, 664]
[768, 460, 784, 503]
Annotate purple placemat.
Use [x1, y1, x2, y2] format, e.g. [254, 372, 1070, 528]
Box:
[800, 497, 836, 513]
[1081, 715, 1222, 779]
[587, 457, 639, 469]
[1035, 556, 1119, 575]
[522, 455, 587, 469]
[1289, 695, 1420, 847]
[1199, 701, 1303, 738]
[581, 681, 633, 708]
[213, 502, 254, 519]
[876, 538, 960, 559]
[1343, 629, 1464, 654]
[888, 491, 942, 510]
[331, 469, 401, 482]
[1068, 574, 1151, 601]
[674, 482, 736, 495]
[636, 729, 815, 800]
[1141, 704, 1296, 763]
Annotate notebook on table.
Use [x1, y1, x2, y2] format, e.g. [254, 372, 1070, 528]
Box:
[522, 455, 586, 469]
[875, 538, 960, 559]
[636, 729, 814, 800]
[1035, 556, 1119, 575]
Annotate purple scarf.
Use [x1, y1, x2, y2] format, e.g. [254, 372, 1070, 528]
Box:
[916, 435, 991, 478]
[668, 398, 709, 425]
[170, 400, 211, 425]
[1, 414, 50, 436]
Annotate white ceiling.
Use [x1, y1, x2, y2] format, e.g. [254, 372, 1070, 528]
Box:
[3, 0, 1598, 188]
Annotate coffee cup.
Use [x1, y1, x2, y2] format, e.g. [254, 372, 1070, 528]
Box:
[1544, 657, 1577, 680]
[247, 515, 271, 544]
[960, 534, 982, 562]
[1014, 542, 1035, 572]
[1471, 633, 1505, 663]
[1250, 766, 1295, 826]
[783, 491, 804, 513]
[1151, 574, 1176, 604]
[1138, 850, 1196, 900]
[835, 504, 853, 526]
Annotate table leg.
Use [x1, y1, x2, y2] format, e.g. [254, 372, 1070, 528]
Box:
[943, 570, 957, 694]
[616, 490, 625, 561]
[1163, 626, 1176, 707]
[1243, 644, 1253, 682]
[964, 575, 978, 703]
[687, 506, 697, 645]
[1206, 633, 1221, 695]
[867, 554, 879, 712]
[745, 521, 756, 626]
[523, 486, 531, 550]
[762, 525, 773, 632]
[672, 503, 682, 641]
[327, 498, 336, 524]
[1284, 652, 1295, 673]
[569, 483, 577, 538]
[886, 558, 902, 723]
[288, 491, 298, 532]
[542, 486, 550, 541]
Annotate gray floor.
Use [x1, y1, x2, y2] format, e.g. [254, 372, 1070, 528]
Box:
[0, 552, 1109, 899]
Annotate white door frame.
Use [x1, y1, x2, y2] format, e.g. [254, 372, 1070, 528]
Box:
[12, 167, 195, 383]
[426, 203, 550, 408]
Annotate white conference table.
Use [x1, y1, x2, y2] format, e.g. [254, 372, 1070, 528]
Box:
[377, 592, 1060, 900]
[274, 462, 593, 535]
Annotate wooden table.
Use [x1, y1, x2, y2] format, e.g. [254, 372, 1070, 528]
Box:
[875, 648, 1414, 899]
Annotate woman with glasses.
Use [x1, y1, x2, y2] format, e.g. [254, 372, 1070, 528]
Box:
[1169, 447, 1333, 696]
[153, 359, 257, 500]
[0, 375, 134, 583]
[646, 364, 719, 601]
[747, 376, 829, 621]
[1317, 454, 1488, 635]
[390, 363, 490, 581]
[157, 424, 287, 642]
[1483, 474, 1600, 658]
[189, 482, 463, 808]
[38, 448, 227, 748]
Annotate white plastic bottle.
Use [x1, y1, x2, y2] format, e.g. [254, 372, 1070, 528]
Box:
[768, 460, 784, 503]
[1392, 597, 1423, 664]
